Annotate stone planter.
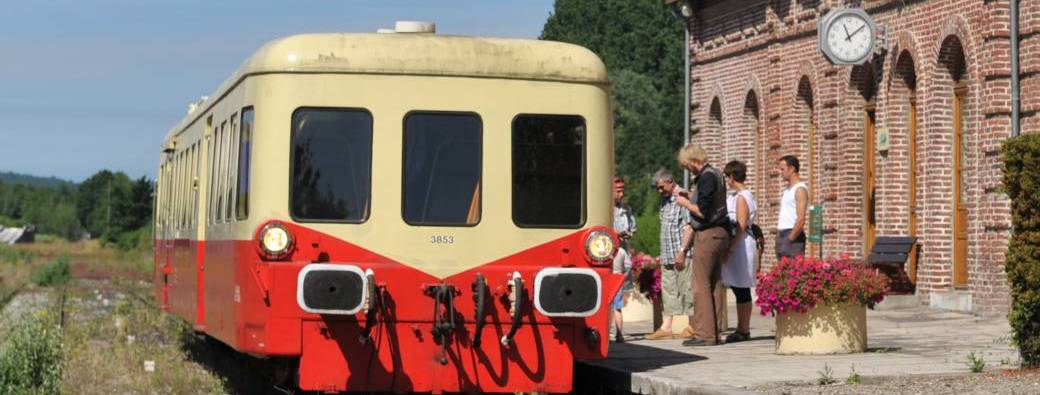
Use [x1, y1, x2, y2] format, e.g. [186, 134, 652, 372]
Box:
[621, 291, 654, 322]
[775, 303, 866, 355]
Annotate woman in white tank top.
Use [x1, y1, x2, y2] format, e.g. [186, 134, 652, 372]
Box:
[724, 189, 757, 288]
[721, 161, 757, 342]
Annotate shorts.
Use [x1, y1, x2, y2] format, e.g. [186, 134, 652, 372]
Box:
[775, 229, 806, 261]
[660, 257, 693, 316]
[612, 289, 624, 310]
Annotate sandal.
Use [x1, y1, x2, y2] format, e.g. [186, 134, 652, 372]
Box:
[725, 331, 750, 343]
[679, 326, 695, 339]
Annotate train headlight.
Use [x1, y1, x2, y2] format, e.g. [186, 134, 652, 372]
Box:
[258, 222, 293, 260]
[584, 230, 616, 264]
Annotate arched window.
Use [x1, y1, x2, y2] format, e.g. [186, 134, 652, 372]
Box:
[937, 35, 968, 288]
[796, 76, 814, 198]
[744, 91, 762, 195]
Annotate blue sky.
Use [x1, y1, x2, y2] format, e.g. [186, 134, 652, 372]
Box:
[0, 0, 555, 182]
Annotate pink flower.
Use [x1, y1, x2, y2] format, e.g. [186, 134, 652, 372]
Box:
[755, 254, 890, 316]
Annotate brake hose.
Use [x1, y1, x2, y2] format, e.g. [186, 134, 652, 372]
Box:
[358, 271, 379, 345]
[472, 274, 487, 347]
[501, 272, 524, 347]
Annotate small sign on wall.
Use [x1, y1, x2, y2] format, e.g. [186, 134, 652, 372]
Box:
[877, 127, 890, 152]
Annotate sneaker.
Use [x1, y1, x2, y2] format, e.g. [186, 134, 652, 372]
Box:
[614, 332, 625, 343]
[645, 329, 673, 340]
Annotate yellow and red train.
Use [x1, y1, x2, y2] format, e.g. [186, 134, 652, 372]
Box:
[154, 23, 622, 393]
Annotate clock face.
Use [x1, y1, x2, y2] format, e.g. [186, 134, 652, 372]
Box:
[818, 9, 877, 65]
[826, 14, 873, 62]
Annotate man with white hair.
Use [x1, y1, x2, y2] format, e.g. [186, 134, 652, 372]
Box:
[645, 168, 695, 340]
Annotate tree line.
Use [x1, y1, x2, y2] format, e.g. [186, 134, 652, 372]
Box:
[0, 170, 151, 248]
[541, 0, 686, 255]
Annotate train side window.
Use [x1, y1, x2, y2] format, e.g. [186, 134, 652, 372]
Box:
[226, 115, 238, 222]
[290, 108, 373, 222]
[170, 153, 178, 230]
[157, 163, 165, 232]
[402, 112, 482, 226]
[216, 121, 228, 223]
[170, 153, 177, 230]
[175, 150, 184, 230]
[163, 163, 170, 228]
[181, 149, 189, 229]
[512, 114, 586, 228]
[209, 126, 222, 224]
[191, 143, 199, 228]
[236, 108, 253, 221]
[208, 120, 216, 223]
[167, 162, 174, 228]
[178, 150, 186, 229]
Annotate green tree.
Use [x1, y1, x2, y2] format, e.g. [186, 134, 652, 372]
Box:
[542, 0, 685, 214]
[1004, 133, 1040, 367]
[631, 186, 662, 256]
[77, 170, 148, 244]
[611, 69, 678, 212]
[0, 178, 82, 239]
[76, 170, 114, 236]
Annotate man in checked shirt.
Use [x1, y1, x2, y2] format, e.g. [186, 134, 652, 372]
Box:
[645, 169, 695, 340]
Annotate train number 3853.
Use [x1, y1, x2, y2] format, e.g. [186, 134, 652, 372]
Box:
[430, 235, 455, 244]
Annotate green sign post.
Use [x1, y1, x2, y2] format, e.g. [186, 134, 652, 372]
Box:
[809, 204, 823, 259]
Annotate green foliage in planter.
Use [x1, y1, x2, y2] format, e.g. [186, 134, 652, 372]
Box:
[1003, 133, 1040, 367]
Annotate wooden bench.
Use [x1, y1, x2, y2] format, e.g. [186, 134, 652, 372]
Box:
[868, 236, 917, 294]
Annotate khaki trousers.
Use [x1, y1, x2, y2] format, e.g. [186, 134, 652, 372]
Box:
[691, 226, 731, 343]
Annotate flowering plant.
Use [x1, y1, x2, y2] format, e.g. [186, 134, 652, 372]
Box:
[755, 255, 889, 316]
[629, 253, 662, 302]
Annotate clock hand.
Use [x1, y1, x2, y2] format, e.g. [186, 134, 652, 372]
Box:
[850, 23, 866, 38]
[843, 23, 852, 41]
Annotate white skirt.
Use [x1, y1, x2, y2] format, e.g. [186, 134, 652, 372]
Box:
[722, 232, 758, 289]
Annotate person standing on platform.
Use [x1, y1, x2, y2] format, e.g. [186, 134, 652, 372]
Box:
[645, 169, 695, 340]
[776, 155, 808, 260]
[674, 144, 730, 346]
[611, 177, 636, 343]
[721, 160, 757, 343]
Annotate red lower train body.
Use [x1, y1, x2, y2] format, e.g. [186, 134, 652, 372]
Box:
[155, 222, 623, 393]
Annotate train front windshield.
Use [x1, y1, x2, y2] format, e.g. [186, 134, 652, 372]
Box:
[288, 109, 587, 228]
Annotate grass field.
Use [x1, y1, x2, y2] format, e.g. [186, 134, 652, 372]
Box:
[61, 279, 227, 394]
[0, 239, 235, 394]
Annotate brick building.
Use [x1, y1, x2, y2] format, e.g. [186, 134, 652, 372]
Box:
[680, 0, 1038, 315]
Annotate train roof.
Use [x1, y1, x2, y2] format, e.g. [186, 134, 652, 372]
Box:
[163, 33, 609, 144]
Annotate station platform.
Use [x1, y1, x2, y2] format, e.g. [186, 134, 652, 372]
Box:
[574, 297, 1016, 394]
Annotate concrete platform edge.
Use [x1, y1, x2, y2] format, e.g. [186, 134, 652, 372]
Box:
[575, 360, 760, 395]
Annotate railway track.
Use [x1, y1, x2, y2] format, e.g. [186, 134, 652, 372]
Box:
[108, 280, 291, 395]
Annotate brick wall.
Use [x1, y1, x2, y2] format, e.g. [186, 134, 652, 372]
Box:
[685, 0, 1038, 315]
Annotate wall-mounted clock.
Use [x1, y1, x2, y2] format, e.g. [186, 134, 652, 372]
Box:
[818, 8, 877, 65]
